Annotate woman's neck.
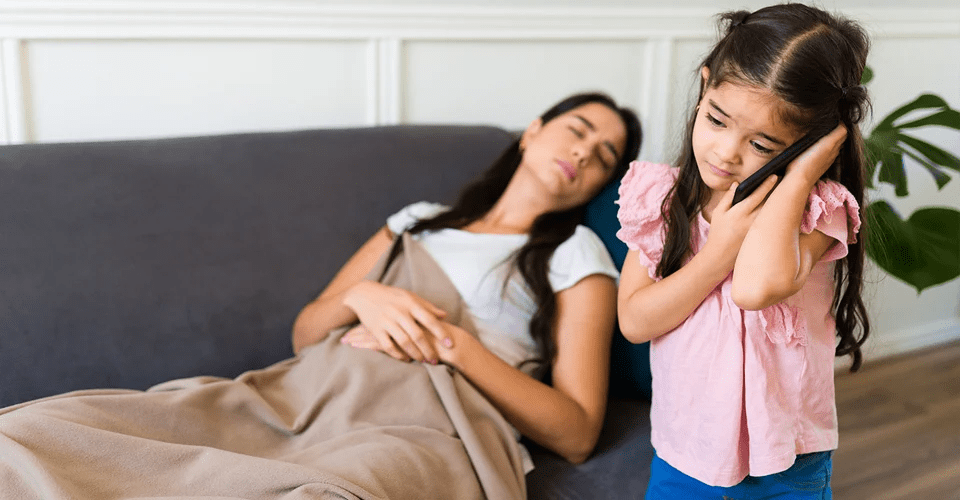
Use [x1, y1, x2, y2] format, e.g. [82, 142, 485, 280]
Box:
[464, 178, 552, 235]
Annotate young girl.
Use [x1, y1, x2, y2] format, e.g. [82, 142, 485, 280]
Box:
[616, 4, 870, 498]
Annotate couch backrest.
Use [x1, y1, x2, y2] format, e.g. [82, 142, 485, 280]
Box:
[0, 125, 515, 407]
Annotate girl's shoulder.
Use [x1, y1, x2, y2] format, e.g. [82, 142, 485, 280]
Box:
[615, 161, 675, 251]
[802, 179, 862, 262]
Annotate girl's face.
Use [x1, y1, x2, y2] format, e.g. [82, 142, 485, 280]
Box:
[518, 102, 628, 211]
[692, 69, 803, 203]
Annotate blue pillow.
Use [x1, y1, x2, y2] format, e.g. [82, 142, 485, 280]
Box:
[584, 180, 652, 401]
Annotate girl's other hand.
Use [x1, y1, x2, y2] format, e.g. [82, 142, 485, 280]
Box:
[704, 174, 780, 274]
[341, 281, 452, 364]
[786, 124, 847, 183]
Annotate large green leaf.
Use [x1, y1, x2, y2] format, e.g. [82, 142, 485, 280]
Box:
[865, 201, 960, 293]
[897, 108, 960, 130]
[874, 138, 908, 196]
[897, 134, 960, 173]
[866, 93, 960, 193]
[874, 94, 953, 132]
[899, 147, 953, 189]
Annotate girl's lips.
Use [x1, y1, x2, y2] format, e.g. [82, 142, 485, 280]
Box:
[708, 162, 733, 177]
[557, 160, 577, 180]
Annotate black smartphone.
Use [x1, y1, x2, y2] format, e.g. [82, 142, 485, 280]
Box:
[731, 125, 834, 205]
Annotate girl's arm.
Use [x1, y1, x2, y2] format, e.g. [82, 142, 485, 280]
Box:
[291, 226, 450, 361]
[617, 175, 780, 343]
[343, 273, 618, 463]
[731, 126, 847, 310]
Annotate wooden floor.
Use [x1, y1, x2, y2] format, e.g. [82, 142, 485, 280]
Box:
[833, 340, 960, 500]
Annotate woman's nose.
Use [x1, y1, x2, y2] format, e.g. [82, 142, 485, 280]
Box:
[571, 141, 592, 166]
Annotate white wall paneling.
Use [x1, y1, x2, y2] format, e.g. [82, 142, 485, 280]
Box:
[1, 0, 958, 362]
[24, 39, 371, 143]
[1, 2, 955, 147]
[638, 38, 673, 165]
[402, 39, 646, 130]
[0, 38, 27, 143]
[377, 38, 401, 125]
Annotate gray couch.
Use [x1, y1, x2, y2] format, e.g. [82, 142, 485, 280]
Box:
[0, 125, 652, 498]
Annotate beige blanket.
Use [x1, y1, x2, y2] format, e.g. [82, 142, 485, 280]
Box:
[0, 233, 527, 500]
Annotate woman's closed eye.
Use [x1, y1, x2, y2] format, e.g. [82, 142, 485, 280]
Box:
[568, 126, 585, 138]
[598, 150, 616, 170]
[706, 113, 724, 127]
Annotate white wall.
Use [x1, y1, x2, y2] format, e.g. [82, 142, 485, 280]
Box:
[1, 0, 958, 363]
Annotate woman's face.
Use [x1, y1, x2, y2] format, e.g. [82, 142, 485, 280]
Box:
[692, 70, 803, 203]
[518, 101, 629, 210]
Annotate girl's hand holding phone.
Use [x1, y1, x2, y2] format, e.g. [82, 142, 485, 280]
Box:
[704, 174, 780, 275]
[784, 124, 847, 184]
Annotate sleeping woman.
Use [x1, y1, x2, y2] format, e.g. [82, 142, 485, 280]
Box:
[0, 92, 641, 500]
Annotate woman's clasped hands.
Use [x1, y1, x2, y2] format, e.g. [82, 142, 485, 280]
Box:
[340, 280, 457, 365]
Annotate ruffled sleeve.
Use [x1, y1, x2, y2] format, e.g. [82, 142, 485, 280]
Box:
[615, 161, 677, 280]
[801, 180, 861, 262]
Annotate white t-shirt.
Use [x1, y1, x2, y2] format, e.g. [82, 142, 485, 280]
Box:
[386, 201, 619, 377]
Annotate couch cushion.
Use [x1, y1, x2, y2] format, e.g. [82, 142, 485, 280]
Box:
[583, 180, 652, 401]
[525, 397, 653, 498]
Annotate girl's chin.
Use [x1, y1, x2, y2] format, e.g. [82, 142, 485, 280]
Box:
[700, 174, 734, 193]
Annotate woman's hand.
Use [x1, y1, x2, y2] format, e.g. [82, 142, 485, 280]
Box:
[703, 174, 780, 275]
[341, 281, 453, 364]
[785, 124, 847, 184]
[340, 320, 470, 366]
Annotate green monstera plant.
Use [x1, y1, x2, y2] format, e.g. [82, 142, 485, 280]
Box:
[861, 67, 960, 293]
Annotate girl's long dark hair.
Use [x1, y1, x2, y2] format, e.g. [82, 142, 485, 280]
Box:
[381, 93, 642, 377]
[660, 4, 871, 371]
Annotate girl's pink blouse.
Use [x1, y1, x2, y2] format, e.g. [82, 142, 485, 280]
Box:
[615, 161, 861, 487]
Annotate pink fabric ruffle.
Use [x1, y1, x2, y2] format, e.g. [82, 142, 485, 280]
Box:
[615, 162, 677, 281]
[801, 180, 861, 241]
[747, 301, 809, 346]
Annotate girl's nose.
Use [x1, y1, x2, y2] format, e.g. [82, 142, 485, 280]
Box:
[715, 135, 740, 165]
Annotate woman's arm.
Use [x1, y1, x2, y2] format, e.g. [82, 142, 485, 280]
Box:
[343, 273, 619, 463]
[291, 226, 450, 360]
[449, 274, 617, 464]
[617, 175, 779, 343]
[731, 126, 847, 310]
[292, 226, 394, 352]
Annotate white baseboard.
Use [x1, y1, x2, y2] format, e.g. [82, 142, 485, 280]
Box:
[835, 318, 960, 371]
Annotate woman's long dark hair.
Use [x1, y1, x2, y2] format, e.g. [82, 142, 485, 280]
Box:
[381, 93, 642, 376]
[660, 4, 871, 371]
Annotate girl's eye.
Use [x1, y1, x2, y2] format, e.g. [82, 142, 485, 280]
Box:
[568, 127, 585, 138]
[751, 141, 775, 155]
[706, 114, 724, 127]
